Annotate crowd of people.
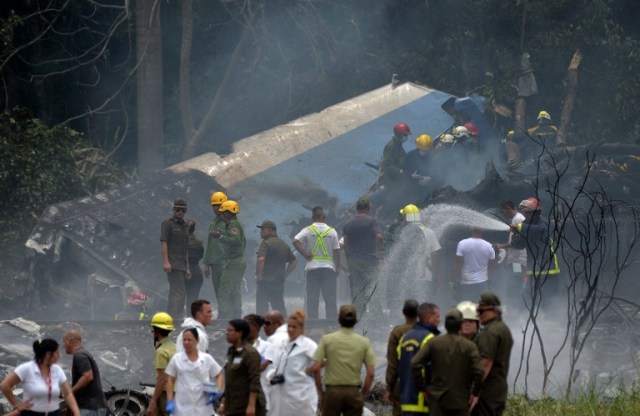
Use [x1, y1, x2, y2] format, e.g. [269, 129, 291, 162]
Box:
[0, 294, 512, 416]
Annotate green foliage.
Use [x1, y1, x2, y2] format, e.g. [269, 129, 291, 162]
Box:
[0, 108, 129, 221]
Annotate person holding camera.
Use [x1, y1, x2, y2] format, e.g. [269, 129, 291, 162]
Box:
[268, 310, 321, 416]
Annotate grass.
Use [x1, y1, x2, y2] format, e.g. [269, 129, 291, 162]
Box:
[371, 387, 640, 416]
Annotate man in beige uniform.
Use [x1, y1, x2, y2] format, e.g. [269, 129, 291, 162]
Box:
[309, 304, 376, 416]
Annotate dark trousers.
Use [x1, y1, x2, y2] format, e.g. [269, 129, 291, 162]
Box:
[323, 386, 364, 416]
[348, 258, 378, 318]
[20, 411, 62, 416]
[186, 267, 204, 311]
[256, 279, 287, 316]
[471, 398, 505, 416]
[306, 268, 337, 319]
[456, 281, 489, 303]
[167, 269, 187, 320]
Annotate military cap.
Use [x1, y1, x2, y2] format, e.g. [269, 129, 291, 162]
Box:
[478, 291, 501, 307]
[257, 220, 277, 230]
[446, 308, 463, 321]
[174, 198, 187, 208]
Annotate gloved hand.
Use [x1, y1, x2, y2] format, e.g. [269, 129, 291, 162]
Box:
[205, 389, 223, 405]
[165, 399, 175, 414]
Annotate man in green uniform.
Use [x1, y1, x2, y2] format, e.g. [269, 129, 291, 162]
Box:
[211, 200, 246, 319]
[411, 309, 484, 416]
[309, 304, 377, 416]
[147, 312, 176, 416]
[255, 220, 298, 316]
[386, 299, 419, 416]
[204, 191, 228, 316]
[160, 198, 190, 320]
[473, 292, 513, 416]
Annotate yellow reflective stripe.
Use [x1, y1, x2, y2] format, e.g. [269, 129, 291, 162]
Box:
[401, 392, 429, 412]
[308, 225, 334, 261]
[527, 238, 560, 276]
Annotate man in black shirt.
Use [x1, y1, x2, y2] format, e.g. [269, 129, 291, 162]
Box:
[63, 329, 107, 416]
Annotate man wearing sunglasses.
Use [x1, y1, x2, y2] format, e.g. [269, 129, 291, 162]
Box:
[474, 291, 513, 416]
[161, 198, 191, 320]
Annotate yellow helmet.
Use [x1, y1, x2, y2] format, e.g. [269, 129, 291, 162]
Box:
[151, 312, 175, 331]
[415, 134, 432, 151]
[456, 301, 479, 321]
[219, 200, 240, 214]
[537, 110, 551, 122]
[400, 204, 421, 222]
[210, 191, 228, 205]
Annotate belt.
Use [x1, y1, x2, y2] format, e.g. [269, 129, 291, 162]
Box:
[20, 410, 62, 416]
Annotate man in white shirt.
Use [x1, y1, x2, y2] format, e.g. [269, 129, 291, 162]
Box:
[493, 201, 528, 304]
[293, 206, 341, 320]
[176, 299, 212, 353]
[451, 226, 496, 302]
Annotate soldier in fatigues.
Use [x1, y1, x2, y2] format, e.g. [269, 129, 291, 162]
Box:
[160, 198, 190, 320]
[473, 292, 513, 416]
[411, 309, 484, 416]
[211, 200, 246, 319]
[204, 191, 228, 316]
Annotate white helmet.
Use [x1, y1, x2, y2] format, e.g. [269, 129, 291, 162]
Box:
[456, 301, 478, 321]
[440, 133, 455, 144]
[452, 126, 470, 139]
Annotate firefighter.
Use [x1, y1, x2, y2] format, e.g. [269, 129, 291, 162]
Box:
[456, 300, 480, 341]
[377, 123, 412, 218]
[510, 197, 561, 301]
[204, 191, 228, 316]
[212, 200, 246, 319]
[405, 134, 434, 193]
[148, 312, 176, 416]
[115, 290, 150, 320]
[525, 110, 558, 157]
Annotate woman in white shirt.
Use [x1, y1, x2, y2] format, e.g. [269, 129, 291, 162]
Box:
[268, 310, 322, 416]
[165, 328, 223, 416]
[0, 338, 80, 416]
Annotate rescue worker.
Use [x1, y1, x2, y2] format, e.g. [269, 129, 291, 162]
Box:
[510, 197, 561, 302]
[456, 301, 480, 341]
[493, 201, 527, 306]
[212, 200, 246, 319]
[452, 126, 471, 147]
[378, 123, 412, 217]
[434, 133, 455, 151]
[411, 309, 483, 416]
[405, 134, 434, 194]
[474, 292, 513, 416]
[204, 191, 228, 316]
[525, 110, 558, 158]
[397, 302, 440, 415]
[293, 206, 341, 320]
[160, 198, 190, 320]
[114, 290, 150, 320]
[386, 299, 420, 416]
[147, 312, 176, 416]
[384, 204, 441, 305]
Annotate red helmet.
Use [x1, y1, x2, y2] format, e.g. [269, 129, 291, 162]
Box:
[393, 123, 411, 137]
[463, 122, 480, 137]
[519, 197, 541, 212]
[128, 290, 149, 306]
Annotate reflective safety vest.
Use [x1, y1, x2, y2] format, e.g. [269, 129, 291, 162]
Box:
[397, 324, 436, 413]
[307, 225, 334, 264]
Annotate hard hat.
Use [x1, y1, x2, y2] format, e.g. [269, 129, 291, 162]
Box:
[399, 204, 421, 222]
[219, 200, 240, 214]
[127, 290, 149, 306]
[463, 122, 480, 137]
[440, 133, 455, 144]
[210, 191, 228, 205]
[393, 123, 411, 137]
[537, 110, 551, 122]
[415, 134, 432, 151]
[519, 197, 541, 212]
[151, 312, 175, 331]
[452, 126, 470, 139]
[456, 301, 479, 321]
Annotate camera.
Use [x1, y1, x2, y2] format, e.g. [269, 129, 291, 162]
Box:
[270, 374, 285, 385]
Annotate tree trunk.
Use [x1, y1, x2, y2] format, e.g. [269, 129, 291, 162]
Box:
[136, 0, 164, 176]
[179, 0, 194, 142]
[556, 50, 582, 146]
[181, 22, 253, 160]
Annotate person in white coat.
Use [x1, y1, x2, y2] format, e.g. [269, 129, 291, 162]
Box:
[268, 310, 322, 416]
[165, 328, 223, 416]
[176, 299, 213, 353]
